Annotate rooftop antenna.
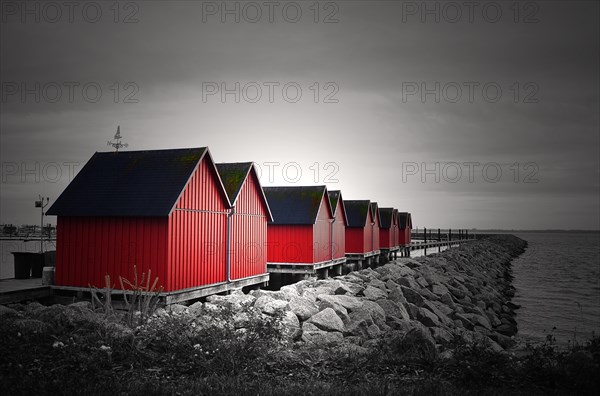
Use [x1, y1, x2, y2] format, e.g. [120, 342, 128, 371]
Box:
[107, 125, 128, 152]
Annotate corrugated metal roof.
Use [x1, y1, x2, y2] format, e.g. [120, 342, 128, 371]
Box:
[379, 207, 395, 228]
[344, 200, 371, 227]
[47, 147, 216, 217]
[263, 186, 329, 225]
[398, 212, 412, 229]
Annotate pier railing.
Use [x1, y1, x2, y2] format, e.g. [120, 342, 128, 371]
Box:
[400, 227, 478, 257]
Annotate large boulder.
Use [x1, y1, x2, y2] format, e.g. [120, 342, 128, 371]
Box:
[250, 289, 287, 301]
[400, 286, 424, 307]
[453, 312, 475, 330]
[359, 300, 387, 329]
[279, 285, 300, 301]
[317, 294, 364, 311]
[376, 299, 410, 322]
[439, 292, 456, 308]
[169, 304, 189, 315]
[461, 313, 492, 330]
[374, 263, 405, 280]
[317, 300, 350, 324]
[397, 277, 420, 290]
[415, 276, 430, 289]
[403, 302, 420, 320]
[387, 285, 408, 304]
[431, 284, 450, 297]
[495, 322, 517, 336]
[280, 310, 302, 341]
[362, 285, 388, 301]
[417, 287, 439, 302]
[307, 308, 345, 333]
[422, 300, 453, 327]
[288, 296, 319, 321]
[254, 296, 289, 316]
[206, 291, 255, 309]
[416, 306, 440, 328]
[334, 281, 364, 296]
[447, 284, 467, 300]
[301, 322, 344, 345]
[368, 279, 387, 291]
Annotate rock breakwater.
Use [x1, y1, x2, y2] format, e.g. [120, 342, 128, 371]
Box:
[192, 234, 527, 353]
[1, 235, 527, 356]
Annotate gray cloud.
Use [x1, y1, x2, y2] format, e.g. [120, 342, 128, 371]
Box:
[1, 0, 598, 229]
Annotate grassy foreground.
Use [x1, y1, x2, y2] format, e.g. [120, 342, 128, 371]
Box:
[1, 302, 599, 396]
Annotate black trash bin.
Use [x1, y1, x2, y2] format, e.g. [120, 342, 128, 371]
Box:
[12, 252, 46, 279]
[44, 251, 56, 267]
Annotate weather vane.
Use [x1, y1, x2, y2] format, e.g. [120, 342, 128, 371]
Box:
[107, 125, 128, 152]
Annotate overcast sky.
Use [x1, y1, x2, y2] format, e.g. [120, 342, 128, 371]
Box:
[1, 0, 598, 230]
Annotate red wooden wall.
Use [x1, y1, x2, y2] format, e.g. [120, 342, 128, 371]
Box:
[346, 208, 372, 254]
[55, 216, 168, 289]
[398, 214, 412, 246]
[380, 228, 393, 249]
[313, 194, 333, 263]
[267, 225, 313, 263]
[169, 157, 228, 291]
[372, 208, 380, 251]
[392, 210, 399, 247]
[331, 199, 346, 259]
[229, 171, 268, 279]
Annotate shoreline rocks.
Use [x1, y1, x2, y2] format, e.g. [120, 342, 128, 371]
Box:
[232, 234, 526, 352]
[2, 234, 527, 355]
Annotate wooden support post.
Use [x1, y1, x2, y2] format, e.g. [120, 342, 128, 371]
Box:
[424, 227, 427, 243]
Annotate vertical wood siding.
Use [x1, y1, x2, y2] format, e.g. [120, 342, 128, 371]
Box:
[345, 227, 365, 254]
[380, 228, 392, 249]
[372, 209, 380, 251]
[313, 195, 332, 263]
[55, 216, 168, 290]
[267, 224, 313, 263]
[364, 209, 373, 253]
[331, 200, 346, 259]
[392, 211, 399, 247]
[230, 172, 268, 279]
[169, 158, 228, 291]
[398, 214, 412, 246]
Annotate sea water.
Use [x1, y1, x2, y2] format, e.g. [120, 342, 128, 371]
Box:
[511, 232, 600, 345]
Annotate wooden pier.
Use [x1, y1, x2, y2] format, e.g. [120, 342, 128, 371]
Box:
[0, 278, 52, 305]
[406, 227, 477, 257]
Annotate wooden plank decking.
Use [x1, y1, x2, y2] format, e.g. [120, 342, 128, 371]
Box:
[0, 278, 52, 304]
